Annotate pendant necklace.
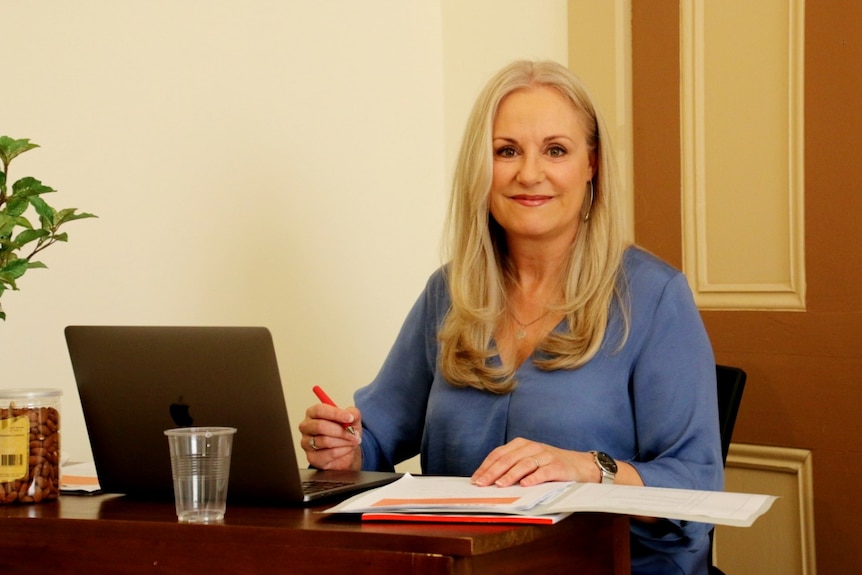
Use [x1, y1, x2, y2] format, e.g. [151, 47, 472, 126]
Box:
[511, 309, 550, 340]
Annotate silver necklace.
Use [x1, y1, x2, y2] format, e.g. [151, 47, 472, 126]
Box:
[511, 309, 550, 340]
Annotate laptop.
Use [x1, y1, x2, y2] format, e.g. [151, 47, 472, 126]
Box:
[64, 325, 401, 505]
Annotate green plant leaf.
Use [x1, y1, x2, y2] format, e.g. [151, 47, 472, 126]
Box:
[27, 261, 47, 269]
[12, 177, 55, 199]
[57, 209, 98, 225]
[14, 228, 49, 247]
[0, 257, 29, 282]
[0, 213, 17, 235]
[5, 196, 30, 219]
[29, 196, 56, 225]
[0, 137, 40, 167]
[52, 232, 69, 242]
[14, 215, 34, 230]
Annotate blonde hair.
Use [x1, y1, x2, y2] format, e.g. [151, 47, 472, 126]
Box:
[439, 60, 629, 394]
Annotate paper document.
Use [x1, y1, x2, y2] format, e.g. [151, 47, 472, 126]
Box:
[60, 461, 102, 494]
[544, 482, 776, 527]
[326, 474, 573, 514]
[324, 474, 777, 528]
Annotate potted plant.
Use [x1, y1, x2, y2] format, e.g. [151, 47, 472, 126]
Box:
[0, 136, 96, 320]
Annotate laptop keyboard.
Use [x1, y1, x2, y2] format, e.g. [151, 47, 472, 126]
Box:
[302, 479, 353, 495]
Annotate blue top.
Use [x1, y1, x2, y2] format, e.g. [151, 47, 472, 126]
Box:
[355, 246, 722, 575]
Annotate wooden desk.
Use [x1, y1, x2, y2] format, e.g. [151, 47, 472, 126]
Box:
[0, 495, 630, 574]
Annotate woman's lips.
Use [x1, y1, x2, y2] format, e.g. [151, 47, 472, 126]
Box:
[511, 194, 552, 207]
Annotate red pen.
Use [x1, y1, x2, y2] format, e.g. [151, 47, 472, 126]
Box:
[312, 385, 356, 436]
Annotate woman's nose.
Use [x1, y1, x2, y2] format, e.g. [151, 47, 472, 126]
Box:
[516, 152, 545, 185]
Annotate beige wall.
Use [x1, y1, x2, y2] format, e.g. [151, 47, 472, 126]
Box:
[1, 1, 567, 467]
[568, 0, 634, 240]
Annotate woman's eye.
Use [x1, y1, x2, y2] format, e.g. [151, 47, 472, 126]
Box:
[547, 145, 567, 158]
[495, 146, 517, 159]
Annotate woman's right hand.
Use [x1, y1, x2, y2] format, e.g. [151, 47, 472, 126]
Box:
[298, 402, 363, 471]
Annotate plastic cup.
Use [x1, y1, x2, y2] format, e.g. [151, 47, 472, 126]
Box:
[164, 427, 236, 523]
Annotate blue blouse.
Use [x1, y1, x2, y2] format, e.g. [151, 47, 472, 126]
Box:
[355, 246, 722, 575]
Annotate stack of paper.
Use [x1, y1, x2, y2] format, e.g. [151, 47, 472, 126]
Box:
[60, 461, 102, 495]
[324, 474, 777, 527]
[327, 474, 575, 524]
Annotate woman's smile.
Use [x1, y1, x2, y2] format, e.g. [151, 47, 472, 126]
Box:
[509, 194, 554, 207]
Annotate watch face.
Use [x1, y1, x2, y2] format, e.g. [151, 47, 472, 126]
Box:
[596, 452, 618, 473]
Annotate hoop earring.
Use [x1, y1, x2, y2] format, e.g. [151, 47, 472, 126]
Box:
[583, 180, 594, 222]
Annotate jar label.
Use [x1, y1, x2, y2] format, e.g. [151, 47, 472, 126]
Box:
[0, 415, 29, 482]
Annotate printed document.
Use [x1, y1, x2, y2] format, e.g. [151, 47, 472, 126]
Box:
[325, 474, 776, 527]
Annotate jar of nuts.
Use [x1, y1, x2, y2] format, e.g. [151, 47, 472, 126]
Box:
[0, 388, 61, 504]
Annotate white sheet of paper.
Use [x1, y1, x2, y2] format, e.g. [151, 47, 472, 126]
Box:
[324, 473, 777, 527]
[545, 482, 777, 527]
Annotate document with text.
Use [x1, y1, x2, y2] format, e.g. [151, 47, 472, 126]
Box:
[543, 481, 776, 527]
[324, 474, 776, 527]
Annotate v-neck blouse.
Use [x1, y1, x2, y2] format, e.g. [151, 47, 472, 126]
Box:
[355, 246, 722, 574]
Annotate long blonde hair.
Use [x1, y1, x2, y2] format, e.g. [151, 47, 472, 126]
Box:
[439, 60, 629, 394]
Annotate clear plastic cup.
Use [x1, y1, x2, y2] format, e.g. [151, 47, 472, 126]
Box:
[164, 427, 236, 523]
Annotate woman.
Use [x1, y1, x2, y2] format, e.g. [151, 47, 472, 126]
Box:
[299, 60, 722, 574]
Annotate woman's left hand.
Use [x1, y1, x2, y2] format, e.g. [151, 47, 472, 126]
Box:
[470, 437, 599, 487]
[472, 437, 645, 488]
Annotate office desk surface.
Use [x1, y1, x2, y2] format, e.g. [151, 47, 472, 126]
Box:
[0, 494, 630, 574]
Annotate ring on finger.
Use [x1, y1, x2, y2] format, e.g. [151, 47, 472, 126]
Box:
[310, 436, 319, 450]
[530, 456, 540, 470]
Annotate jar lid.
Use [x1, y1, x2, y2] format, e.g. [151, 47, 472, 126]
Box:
[0, 388, 63, 399]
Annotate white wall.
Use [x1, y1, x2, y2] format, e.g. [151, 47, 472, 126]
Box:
[442, 1, 569, 179]
[1, 0, 567, 470]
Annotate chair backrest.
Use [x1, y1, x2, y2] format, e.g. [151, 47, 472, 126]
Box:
[715, 364, 747, 465]
[710, 365, 748, 574]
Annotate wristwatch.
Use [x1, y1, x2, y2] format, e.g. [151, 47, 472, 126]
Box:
[590, 451, 617, 484]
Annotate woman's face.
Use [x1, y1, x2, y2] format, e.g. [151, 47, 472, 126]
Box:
[489, 86, 595, 248]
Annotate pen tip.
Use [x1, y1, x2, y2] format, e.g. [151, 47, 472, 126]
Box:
[347, 426, 356, 436]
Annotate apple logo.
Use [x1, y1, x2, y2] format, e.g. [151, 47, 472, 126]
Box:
[169, 396, 194, 427]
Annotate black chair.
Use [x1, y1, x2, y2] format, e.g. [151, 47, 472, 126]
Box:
[709, 364, 747, 574]
[715, 365, 747, 465]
